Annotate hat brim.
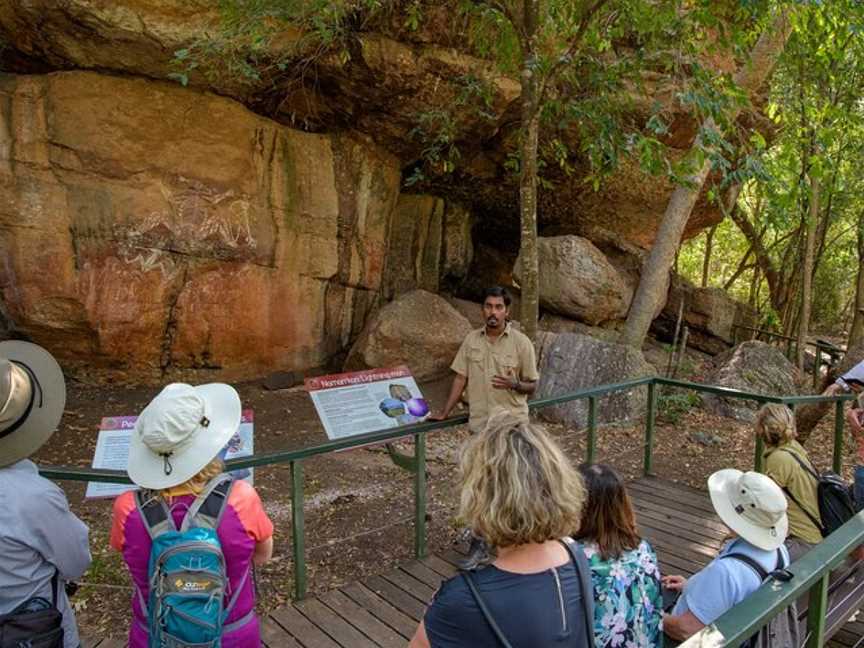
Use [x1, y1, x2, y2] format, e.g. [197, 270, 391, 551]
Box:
[0, 341, 66, 468]
[709, 469, 788, 551]
[128, 383, 241, 490]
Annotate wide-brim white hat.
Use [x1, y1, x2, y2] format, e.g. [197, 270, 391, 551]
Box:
[0, 341, 66, 468]
[709, 468, 789, 551]
[128, 382, 241, 490]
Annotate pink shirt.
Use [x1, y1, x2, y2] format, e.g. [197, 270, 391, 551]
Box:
[110, 480, 273, 648]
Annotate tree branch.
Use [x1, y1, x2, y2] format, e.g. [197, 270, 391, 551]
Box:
[538, 0, 612, 102]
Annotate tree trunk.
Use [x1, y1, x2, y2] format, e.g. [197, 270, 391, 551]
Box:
[848, 210, 864, 348]
[797, 173, 818, 371]
[619, 8, 794, 349]
[701, 225, 717, 288]
[517, 0, 540, 342]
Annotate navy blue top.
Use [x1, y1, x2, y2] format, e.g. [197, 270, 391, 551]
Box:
[424, 560, 591, 647]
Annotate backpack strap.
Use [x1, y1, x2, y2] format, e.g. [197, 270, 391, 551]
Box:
[181, 474, 234, 533]
[780, 484, 826, 536]
[559, 537, 597, 648]
[720, 552, 770, 582]
[461, 571, 514, 648]
[779, 448, 821, 482]
[134, 489, 176, 539]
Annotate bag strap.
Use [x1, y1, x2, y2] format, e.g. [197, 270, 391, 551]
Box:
[779, 448, 821, 482]
[181, 474, 234, 533]
[50, 569, 59, 607]
[134, 489, 176, 539]
[720, 552, 770, 582]
[461, 571, 514, 648]
[780, 484, 826, 536]
[558, 537, 597, 648]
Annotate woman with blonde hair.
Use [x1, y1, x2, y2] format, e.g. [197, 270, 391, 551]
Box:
[756, 402, 822, 560]
[110, 383, 274, 647]
[409, 415, 595, 647]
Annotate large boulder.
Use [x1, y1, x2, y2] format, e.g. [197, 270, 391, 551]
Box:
[344, 290, 472, 380]
[535, 332, 654, 428]
[702, 341, 799, 421]
[652, 274, 744, 355]
[0, 71, 401, 382]
[514, 236, 631, 326]
[538, 314, 619, 344]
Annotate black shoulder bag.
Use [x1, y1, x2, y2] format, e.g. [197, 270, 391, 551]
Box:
[0, 570, 64, 648]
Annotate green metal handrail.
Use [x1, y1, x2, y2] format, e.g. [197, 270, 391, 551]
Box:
[679, 510, 864, 648]
[36, 375, 857, 611]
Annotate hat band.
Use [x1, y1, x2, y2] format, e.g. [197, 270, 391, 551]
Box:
[0, 362, 40, 441]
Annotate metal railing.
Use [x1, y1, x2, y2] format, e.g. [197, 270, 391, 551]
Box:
[38, 376, 862, 646]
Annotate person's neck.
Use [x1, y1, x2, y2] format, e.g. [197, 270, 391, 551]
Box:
[485, 323, 505, 339]
[494, 540, 567, 573]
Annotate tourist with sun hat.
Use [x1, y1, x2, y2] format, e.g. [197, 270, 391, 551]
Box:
[662, 469, 797, 644]
[0, 341, 91, 648]
[110, 382, 274, 648]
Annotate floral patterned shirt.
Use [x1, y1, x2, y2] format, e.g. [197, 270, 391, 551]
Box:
[580, 539, 663, 648]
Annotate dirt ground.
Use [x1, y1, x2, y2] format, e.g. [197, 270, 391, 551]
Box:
[31, 354, 857, 641]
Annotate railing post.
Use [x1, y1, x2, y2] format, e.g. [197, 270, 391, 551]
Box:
[833, 400, 845, 474]
[644, 382, 657, 477]
[812, 345, 821, 391]
[414, 432, 427, 559]
[291, 460, 306, 600]
[805, 574, 829, 648]
[587, 396, 597, 464]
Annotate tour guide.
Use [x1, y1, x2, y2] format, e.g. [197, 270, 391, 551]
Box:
[431, 286, 539, 433]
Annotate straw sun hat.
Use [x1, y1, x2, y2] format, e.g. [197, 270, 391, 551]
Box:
[128, 382, 241, 490]
[0, 341, 66, 468]
[708, 469, 789, 551]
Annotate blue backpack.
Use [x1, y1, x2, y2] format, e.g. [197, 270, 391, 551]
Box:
[134, 475, 251, 647]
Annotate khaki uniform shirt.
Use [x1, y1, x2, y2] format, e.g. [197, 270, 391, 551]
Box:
[451, 323, 540, 433]
[764, 440, 823, 545]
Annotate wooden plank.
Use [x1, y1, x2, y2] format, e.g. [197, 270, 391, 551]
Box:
[270, 604, 342, 648]
[631, 478, 717, 513]
[400, 560, 446, 589]
[319, 589, 406, 648]
[79, 638, 102, 648]
[342, 582, 418, 639]
[632, 497, 729, 534]
[630, 488, 717, 520]
[637, 520, 722, 560]
[364, 575, 427, 621]
[93, 640, 125, 648]
[261, 616, 302, 648]
[438, 549, 467, 569]
[295, 597, 378, 648]
[636, 504, 726, 545]
[652, 548, 705, 576]
[421, 554, 457, 579]
[378, 568, 436, 603]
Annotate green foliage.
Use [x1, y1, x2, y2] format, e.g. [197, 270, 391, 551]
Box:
[658, 390, 701, 425]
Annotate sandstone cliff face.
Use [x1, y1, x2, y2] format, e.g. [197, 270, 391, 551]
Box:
[0, 2, 759, 380]
[0, 0, 733, 252]
[0, 71, 400, 381]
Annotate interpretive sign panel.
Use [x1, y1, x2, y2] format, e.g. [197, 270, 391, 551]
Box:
[305, 366, 430, 440]
[85, 410, 254, 499]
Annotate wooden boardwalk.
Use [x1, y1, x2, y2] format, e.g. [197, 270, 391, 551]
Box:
[83, 477, 862, 647]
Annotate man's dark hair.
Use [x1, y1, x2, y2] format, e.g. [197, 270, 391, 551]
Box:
[483, 286, 511, 307]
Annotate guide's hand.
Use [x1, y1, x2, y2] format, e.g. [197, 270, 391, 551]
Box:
[661, 575, 687, 591]
[492, 374, 517, 390]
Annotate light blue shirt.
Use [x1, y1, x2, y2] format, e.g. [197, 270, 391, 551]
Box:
[0, 460, 91, 648]
[672, 538, 789, 625]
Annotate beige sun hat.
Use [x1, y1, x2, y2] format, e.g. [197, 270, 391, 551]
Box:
[709, 469, 789, 551]
[0, 341, 66, 468]
[128, 382, 241, 490]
